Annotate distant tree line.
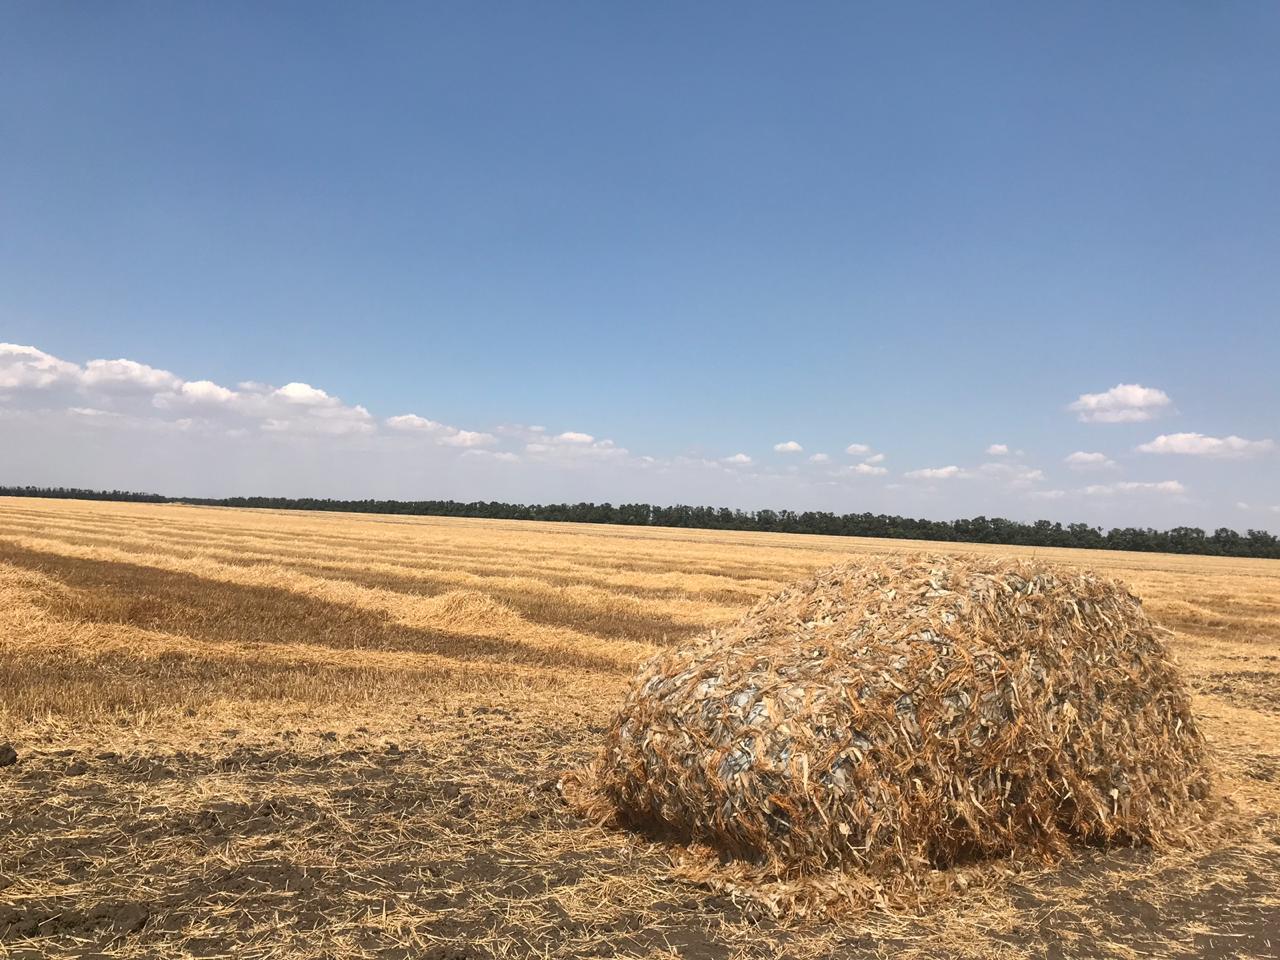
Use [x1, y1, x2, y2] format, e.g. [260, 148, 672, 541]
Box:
[2, 485, 169, 503]
[3, 484, 1277, 559]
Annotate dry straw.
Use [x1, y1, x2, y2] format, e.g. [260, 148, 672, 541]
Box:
[568, 554, 1215, 911]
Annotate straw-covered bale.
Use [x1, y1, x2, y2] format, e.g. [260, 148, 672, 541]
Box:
[583, 555, 1212, 891]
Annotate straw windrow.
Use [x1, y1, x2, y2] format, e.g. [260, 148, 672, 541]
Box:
[572, 554, 1215, 909]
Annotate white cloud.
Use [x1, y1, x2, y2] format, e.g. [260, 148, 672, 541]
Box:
[1065, 450, 1117, 470]
[525, 432, 628, 462]
[1236, 501, 1251, 510]
[842, 444, 886, 467]
[274, 382, 333, 406]
[153, 380, 237, 413]
[905, 465, 968, 480]
[1069, 383, 1172, 423]
[289, 401, 374, 434]
[388, 413, 496, 447]
[170, 377, 373, 436]
[66, 406, 198, 434]
[0, 343, 81, 389]
[774, 440, 803, 453]
[1084, 480, 1186, 496]
[808, 453, 830, 463]
[2, 343, 381, 438]
[386, 413, 449, 433]
[843, 462, 888, 477]
[722, 453, 752, 465]
[173, 380, 237, 405]
[81, 357, 182, 393]
[261, 404, 375, 436]
[986, 443, 1009, 456]
[1137, 432, 1274, 459]
[979, 462, 1044, 488]
[439, 429, 497, 448]
[69, 406, 120, 418]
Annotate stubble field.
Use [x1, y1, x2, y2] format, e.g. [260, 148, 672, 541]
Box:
[1, 497, 1277, 959]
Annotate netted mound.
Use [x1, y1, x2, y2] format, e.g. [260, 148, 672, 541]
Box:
[576, 555, 1213, 901]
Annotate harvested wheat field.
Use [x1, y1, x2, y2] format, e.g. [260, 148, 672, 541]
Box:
[1, 497, 1278, 959]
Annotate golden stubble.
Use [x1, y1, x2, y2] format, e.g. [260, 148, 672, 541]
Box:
[0, 496, 1277, 959]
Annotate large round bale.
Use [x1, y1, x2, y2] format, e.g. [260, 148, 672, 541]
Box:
[592, 555, 1212, 887]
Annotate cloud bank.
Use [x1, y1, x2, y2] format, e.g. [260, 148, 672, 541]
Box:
[3, 342, 1275, 531]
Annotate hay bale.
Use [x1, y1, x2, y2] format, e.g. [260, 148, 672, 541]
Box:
[585, 555, 1212, 895]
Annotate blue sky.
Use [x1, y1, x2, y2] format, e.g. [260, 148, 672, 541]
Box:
[2, 3, 1277, 530]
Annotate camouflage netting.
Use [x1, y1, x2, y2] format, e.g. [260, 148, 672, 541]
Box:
[572, 555, 1214, 904]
